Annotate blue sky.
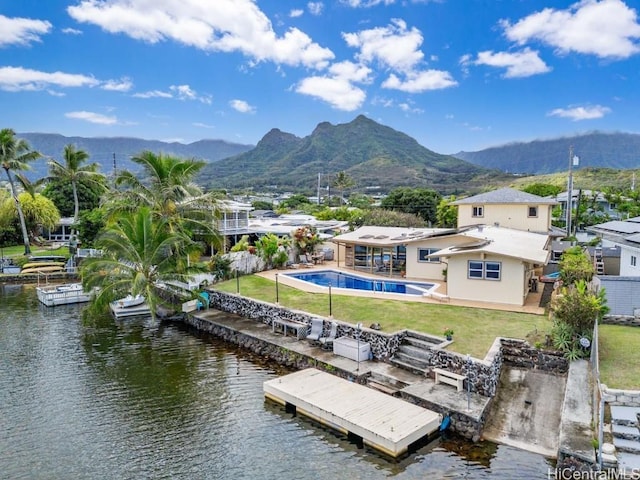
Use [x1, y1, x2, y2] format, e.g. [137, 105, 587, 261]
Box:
[1, 0, 639, 155]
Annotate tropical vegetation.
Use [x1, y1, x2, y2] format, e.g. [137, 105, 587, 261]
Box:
[0, 128, 42, 254]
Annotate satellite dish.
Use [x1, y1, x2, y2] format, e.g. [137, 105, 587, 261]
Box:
[579, 337, 591, 348]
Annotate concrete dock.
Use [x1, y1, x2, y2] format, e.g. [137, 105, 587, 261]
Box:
[264, 368, 442, 458]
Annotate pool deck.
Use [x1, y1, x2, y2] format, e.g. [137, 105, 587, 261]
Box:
[258, 260, 545, 315]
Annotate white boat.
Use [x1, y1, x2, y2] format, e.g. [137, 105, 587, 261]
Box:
[109, 294, 151, 318]
[36, 282, 92, 307]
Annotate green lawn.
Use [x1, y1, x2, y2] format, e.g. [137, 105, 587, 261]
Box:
[215, 275, 552, 359]
[598, 324, 640, 389]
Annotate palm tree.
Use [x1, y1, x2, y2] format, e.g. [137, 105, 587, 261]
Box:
[81, 207, 205, 320]
[46, 144, 104, 236]
[0, 128, 41, 254]
[105, 150, 221, 244]
[332, 171, 355, 205]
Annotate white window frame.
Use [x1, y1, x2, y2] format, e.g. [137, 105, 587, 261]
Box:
[418, 248, 440, 263]
[472, 205, 484, 218]
[467, 260, 501, 281]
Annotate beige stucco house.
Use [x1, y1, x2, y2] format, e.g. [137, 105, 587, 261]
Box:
[332, 224, 550, 306]
[452, 188, 558, 233]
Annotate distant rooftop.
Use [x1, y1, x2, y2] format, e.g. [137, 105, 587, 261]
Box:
[452, 188, 557, 205]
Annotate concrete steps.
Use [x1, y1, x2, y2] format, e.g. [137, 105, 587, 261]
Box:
[389, 331, 444, 376]
[366, 371, 408, 396]
[610, 405, 640, 463]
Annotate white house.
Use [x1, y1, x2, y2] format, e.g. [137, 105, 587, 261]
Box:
[332, 224, 550, 306]
[587, 217, 640, 277]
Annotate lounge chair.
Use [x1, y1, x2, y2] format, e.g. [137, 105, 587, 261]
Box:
[374, 258, 386, 271]
[307, 318, 324, 344]
[319, 321, 338, 350]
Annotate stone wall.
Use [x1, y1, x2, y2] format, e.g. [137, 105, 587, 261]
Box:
[208, 290, 404, 360]
[184, 315, 367, 384]
[602, 315, 640, 327]
[602, 385, 640, 407]
[500, 338, 569, 374]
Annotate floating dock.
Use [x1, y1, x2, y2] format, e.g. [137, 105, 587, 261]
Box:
[264, 368, 442, 458]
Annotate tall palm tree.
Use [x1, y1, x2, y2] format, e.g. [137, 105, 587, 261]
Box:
[46, 144, 104, 236]
[0, 128, 41, 254]
[81, 207, 205, 320]
[106, 151, 220, 244]
[332, 171, 355, 205]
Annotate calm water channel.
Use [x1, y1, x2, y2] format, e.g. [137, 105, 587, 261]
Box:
[0, 284, 553, 479]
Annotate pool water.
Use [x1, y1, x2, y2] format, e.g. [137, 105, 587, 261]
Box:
[285, 270, 435, 295]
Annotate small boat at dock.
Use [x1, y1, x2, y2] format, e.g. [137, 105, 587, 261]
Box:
[109, 294, 151, 318]
[36, 282, 93, 306]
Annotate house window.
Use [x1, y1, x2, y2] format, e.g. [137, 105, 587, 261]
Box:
[528, 206, 538, 217]
[468, 261, 484, 278]
[632, 255, 637, 267]
[418, 248, 440, 263]
[472, 206, 484, 218]
[468, 260, 501, 280]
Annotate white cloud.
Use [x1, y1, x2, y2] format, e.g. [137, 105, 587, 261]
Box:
[382, 69, 457, 92]
[193, 122, 216, 129]
[0, 66, 99, 91]
[341, 0, 396, 7]
[62, 27, 82, 35]
[134, 84, 211, 103]
[67, 0, 334, 69]
[133, 90, 173, 99]
[170, 84, 212, 104]
[475, 48, 551, 78]
[547, 104, 611, 121]
[289, 9, 304, 18]
[296, 61, 371, 111]
[65, 111, 118, 125]
[343, 19, 424, 73]
[502, 0, 640, 59]
[102, 78, 133, 92]
[0, 14, 51, 47]
[308, 2, 324, 15]
[229, 99, 256, 114]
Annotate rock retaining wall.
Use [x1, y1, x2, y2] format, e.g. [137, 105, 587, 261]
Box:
[602, 315, 640, 327]
[500, 338, 569, 374]
[602, 385, 640, 406]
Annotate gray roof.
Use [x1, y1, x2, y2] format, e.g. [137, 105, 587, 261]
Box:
[451, 187, 558, 205]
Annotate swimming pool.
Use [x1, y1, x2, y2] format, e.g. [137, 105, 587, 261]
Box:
[283, 270, 435, 296]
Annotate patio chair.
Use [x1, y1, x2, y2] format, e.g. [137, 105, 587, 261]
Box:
[319, 321, 338, 350]
[306, 318, 324, 344]
[374, 258, 386, 271]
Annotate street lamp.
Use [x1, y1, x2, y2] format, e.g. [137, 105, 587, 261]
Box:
[328, 282, 332, 317]
[356, 322, 363, 374]
[275, 273, 279, 305]
[466, 354, 472, 412]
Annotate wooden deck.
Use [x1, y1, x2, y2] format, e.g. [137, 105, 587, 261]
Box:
[263, 368, 442, 458]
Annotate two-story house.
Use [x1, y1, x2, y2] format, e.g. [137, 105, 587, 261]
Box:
[451, 187, 558, 233]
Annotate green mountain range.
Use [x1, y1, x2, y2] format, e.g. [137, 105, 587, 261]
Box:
[16, 132, 254, 181]
[199, 115, 500, 193]
[454, 132, 640, 175]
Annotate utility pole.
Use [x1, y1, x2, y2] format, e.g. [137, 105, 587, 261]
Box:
[566, 146, 576, 239]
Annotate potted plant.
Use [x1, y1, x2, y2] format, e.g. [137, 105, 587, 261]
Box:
[443, 327, 454, 341]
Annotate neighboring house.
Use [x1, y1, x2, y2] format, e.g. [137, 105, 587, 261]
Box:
[552, 189, 620, 223]
[587, 217, 640, 277]
[332, 224, 550, 306]
[44, 217, 75, 243]
[452, 188, 557, 233]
